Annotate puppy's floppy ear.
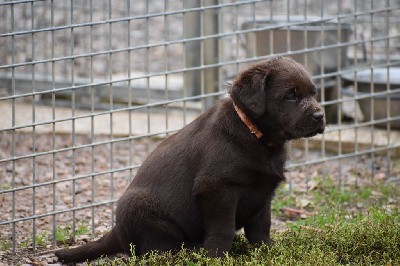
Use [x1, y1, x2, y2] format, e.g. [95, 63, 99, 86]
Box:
[230, 69, 268, 118]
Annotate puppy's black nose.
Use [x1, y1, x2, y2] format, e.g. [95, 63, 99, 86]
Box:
[312, 111, 325, 121]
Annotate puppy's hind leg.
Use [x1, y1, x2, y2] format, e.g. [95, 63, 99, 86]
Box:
[137, 219, 187, 255]
[116, 189, 187, 255]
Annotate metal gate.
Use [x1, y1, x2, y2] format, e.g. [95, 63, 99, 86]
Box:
[0, 0, 399, 258]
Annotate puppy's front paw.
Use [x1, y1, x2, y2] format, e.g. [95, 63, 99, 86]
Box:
[250, 238, 274, 248]
[265, 238, 275, 246]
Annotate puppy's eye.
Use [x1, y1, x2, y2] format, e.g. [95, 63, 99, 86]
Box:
[283, 91, 298, 102]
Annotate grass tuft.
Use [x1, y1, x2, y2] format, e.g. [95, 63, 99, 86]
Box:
[56, 221, 91, 245]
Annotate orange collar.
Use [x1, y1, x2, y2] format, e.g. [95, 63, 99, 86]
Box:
[232, 102, 264, 139]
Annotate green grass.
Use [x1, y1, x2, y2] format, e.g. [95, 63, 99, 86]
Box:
[56, 221, 91, 245]
[89, 180, 399, 266]
[0, 182, 12, 190]
[0, 237, 11, 251]
[19, 231, 51, 249]
[35, 231, 49, 246]
[91, 208, 399, 266]
[273, 177, 399, 218]
[13, 220, 92, 249]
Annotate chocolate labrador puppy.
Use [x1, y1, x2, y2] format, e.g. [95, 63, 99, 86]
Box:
[55, 57, 325, 263]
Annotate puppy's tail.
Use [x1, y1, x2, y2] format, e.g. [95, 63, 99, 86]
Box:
[55, 228, 122, 263]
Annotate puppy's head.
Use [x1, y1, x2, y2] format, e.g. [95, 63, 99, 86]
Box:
[230, 57, 325, 142]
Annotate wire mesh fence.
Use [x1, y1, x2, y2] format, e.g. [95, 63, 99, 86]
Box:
[0, 0, 399, 259]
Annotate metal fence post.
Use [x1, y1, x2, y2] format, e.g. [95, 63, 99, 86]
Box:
[183, 0, 201, 97]
[203, 0, 219, 109]
[184, 0, 219, 109]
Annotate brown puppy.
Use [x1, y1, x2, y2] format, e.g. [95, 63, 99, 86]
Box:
[55, 57, 325, 263]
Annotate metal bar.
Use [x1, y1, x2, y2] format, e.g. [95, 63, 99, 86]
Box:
[0, 1, 264, 37]
[1, 200, 121, 226]
[1, 0, 44, 6]
[50, 0, 57, 248]
[2, 140, 400, 227]
[127, 0, 133, 184]
[70, 0, 77, 240]
[145, 1, 151, 156]
[336, 0, 343, 189]
[163, 0, 170, 136]
[1, 29, 399, 72]
[0, 90, 226, 135]
[2, 76, 400, 136]
[385, 0, 391, 181]
[108, 0, 115, 228]
[369, 0, 376, 181]
[3, 44, 400, 104]
[1, 161, 143, 195]
[90, 0, 96, 237]
[303, 0, 310, 190]
[202, 0, 219, 108]
[3, 108, 400, 196]
[183, 0, 201, 97]
[30, 0, 37, 252]
[3, 7, 400, 70]
[353, 0, 360, 187]
[287, 144, 400, 169]
[10, 1, 17, 254]
[1, 65, 400, 134]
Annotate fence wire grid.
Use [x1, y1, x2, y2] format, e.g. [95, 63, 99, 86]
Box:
[1, 0, 400, 257]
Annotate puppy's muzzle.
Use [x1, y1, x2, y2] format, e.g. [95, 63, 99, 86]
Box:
[312, 110, 325, 122]
[311, 109, 326, 134]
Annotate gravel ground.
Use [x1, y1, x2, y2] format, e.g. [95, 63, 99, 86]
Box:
[0, 131, 398, 265]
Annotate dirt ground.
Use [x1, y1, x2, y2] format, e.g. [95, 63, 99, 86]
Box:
[0, 130, 398, 265]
